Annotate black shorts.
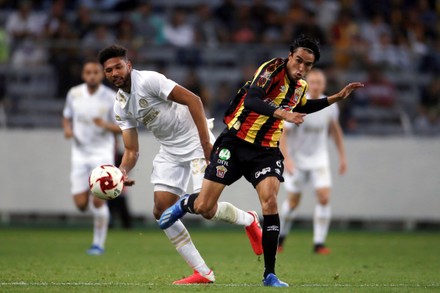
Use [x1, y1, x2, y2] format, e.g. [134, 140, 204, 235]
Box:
[204, 129, 284, 188]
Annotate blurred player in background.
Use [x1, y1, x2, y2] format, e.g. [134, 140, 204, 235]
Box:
[62, 60, 121, 255]
[278, 69, 347, 254]
[159, 36, 363, 287]
[98, 45, 263, 284]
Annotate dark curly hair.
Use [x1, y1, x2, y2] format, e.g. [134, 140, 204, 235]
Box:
[98, 44, 128, 65]
[289, 35, 321, 63]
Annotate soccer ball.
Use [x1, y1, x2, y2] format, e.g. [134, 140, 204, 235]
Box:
[89, 165, 124, 200]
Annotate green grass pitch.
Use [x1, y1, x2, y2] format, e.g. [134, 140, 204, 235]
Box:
[0, 227, 439, 292]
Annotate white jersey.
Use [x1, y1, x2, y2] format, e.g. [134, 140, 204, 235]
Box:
[284, 94, 339, 169]
[63, 83, 116, 161]
[114, 69, 203, 160]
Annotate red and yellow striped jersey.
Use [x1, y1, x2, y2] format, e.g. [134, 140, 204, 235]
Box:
[224, 58, 308, 148]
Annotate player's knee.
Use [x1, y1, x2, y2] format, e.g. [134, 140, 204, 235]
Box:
[261, 196, 278, 214]
[153, 206, 165, 220]
[76, 203, 88, 212]
[319, 197, 330, 206]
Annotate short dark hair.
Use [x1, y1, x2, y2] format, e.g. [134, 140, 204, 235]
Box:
[98, 44, 128, 65]
[290, 35, 321, 63]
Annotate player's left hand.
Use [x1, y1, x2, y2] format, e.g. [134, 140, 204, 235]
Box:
[339, 157, 347, 175]
[335, 82, 364, 100]
[120, 169, 135, 186]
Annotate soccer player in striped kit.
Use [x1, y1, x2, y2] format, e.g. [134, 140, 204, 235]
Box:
[160, 36, 363, 287]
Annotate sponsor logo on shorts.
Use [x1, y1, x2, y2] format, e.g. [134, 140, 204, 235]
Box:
[219, 148, 231, 160]
[217, 159, 228, 166]
[255, 167, 271, 179]
[276, 160, 282, 168]
[139, 98, 148, 108]
[216, 165, 228, 178]
[275, 168, 281, 175]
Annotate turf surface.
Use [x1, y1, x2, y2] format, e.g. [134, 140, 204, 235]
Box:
[0, 227, 439, 292]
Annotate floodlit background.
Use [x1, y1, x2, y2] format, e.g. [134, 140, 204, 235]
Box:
[0, 0, 439, 230]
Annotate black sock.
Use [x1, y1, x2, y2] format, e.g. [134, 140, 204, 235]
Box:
[262, 214, 280, 278]
[180, 193, 199, 214]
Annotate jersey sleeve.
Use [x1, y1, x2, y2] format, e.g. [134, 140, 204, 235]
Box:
[330, 103, 340, 120]
[114, 101, 138, 130]
[141, 71, 177, 101]
[62, 89, 73, 119]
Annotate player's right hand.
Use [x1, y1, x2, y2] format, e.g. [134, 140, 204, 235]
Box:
[284, 112, 306, 126]
[120, 169, 135, 186]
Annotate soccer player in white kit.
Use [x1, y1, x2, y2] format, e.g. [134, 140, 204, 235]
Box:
[278, 69, 347, 254]
[62, 61, 121, 255]
[98, 45, 263, 284]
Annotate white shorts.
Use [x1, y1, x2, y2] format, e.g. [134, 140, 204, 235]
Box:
[151, 150, 207, 197]
[283, 166, 332, 194]
[70, 156, 114, 195]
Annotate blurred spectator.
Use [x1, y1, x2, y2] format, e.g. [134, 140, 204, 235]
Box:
[11, 36, 48, 68]
[192, 4, 221, 47]
[368, 32, 411, 70]
[49, 18, 82, 97]
[115, 18, 141, 53]
[212, 80, 234, 123]
[360, 13, 391, 47]
[182, 69, 212, 117]
[261, 9, 283, 45]
[130, 2, 165, 45]
[73, 5, 95, 39]
[414, 77, 440, 135]
[355, 65, 396, 108]
[43, 0, 65, 38]
[215, 0, 238, 34]
[5, 1, 45, 49]
[282, 1, 306, 43]
[232, 5, 256, 44]
[305, 0, 340, 32]
[330, 9, 360, 69]
[77, 0, 120, 11]
[292, 10, 327, 46]
[81, 23, 116, 58]
[164, 8, 195, 47]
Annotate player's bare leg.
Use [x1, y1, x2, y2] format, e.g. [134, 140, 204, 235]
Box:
[74, 191, 109, 255]
[256, 176, 288, 287]
[191, 180, 263, 255]
[278, 192, 301, 252]
[314, 187, 331, 254]
[154, 190, 214, 284]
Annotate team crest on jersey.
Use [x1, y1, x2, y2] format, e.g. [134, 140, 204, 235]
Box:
[216, 165, 228, 178]
[293, 87, 303, 104]
[139, 98, 148, 108]
[115, 115, 121, 121]
[232, 120, 241, 130]
[256, 70, 271, 87]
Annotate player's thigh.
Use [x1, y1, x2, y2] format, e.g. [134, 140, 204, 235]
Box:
[151, 152, 191, 197]
[310, 167, 332, 204]
[255, 176, 281, 215]
[190, 158, 207, 193]
[284, 169, 307, 195]
[70, 160, 91, 196]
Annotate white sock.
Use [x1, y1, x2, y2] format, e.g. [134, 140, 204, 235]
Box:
[162, 220, 211, 275]
[313, 204, 331, 245]
[211, 202, 253, 226]
[90, 204, 109, 249]
[279, 199, 297, 237]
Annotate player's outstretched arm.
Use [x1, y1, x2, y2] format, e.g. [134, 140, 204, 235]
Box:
[93, 118, 122, 134]
[327, 82, 364, 105]
[119, 128, 139, 186]
[329, 119, 347, 175]
[168, 85, 212, 162]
